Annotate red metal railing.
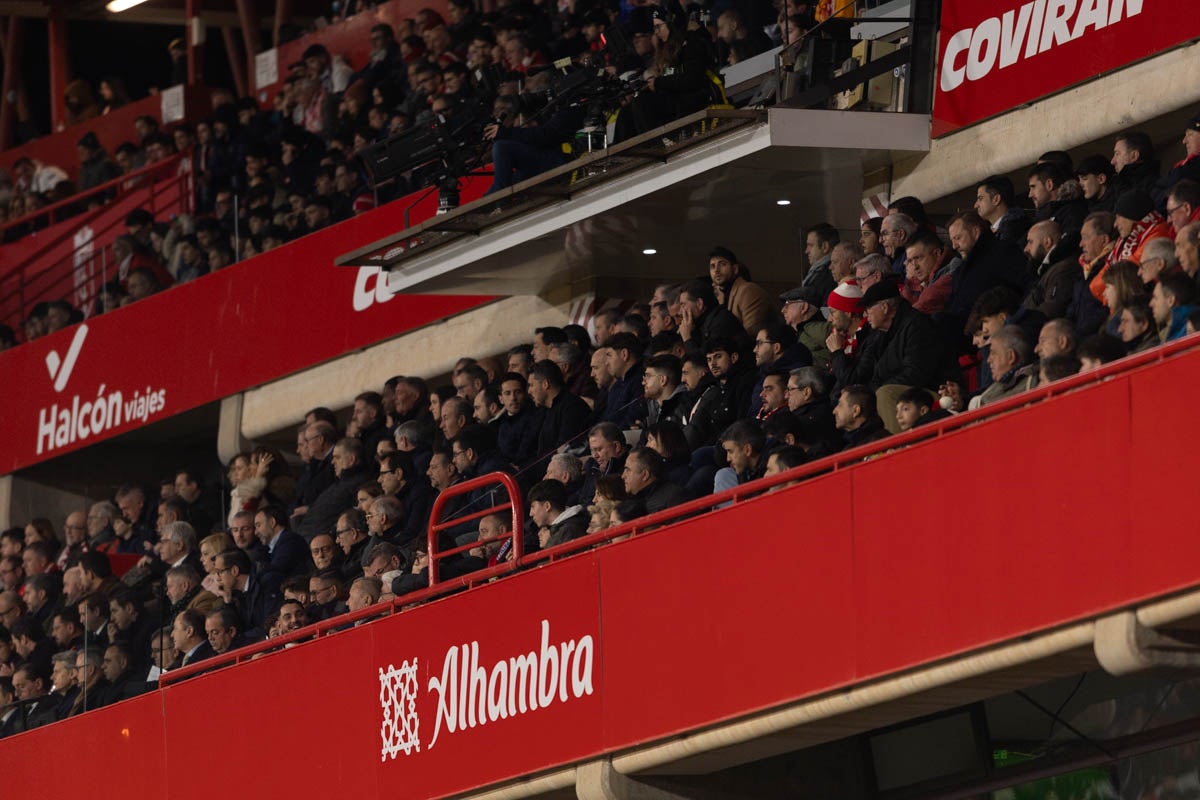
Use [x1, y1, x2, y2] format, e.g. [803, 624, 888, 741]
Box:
[427, 471, 524, 583]
[0, 157, 191, 329]
[1, 155, 185, 239]
[156, 330, 1200, 686]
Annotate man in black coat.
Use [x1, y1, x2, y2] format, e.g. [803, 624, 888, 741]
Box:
[678, 278, 744, 352]
[1029, 162, 1088, 239]
[297, 438, 371, 540]
[216, 548, 279, 640]
[495, 372, 542, 468]
[622, 447, 690, 514]
[1111, 131, 1160, 206]
[1020, 219, 1083, 320]
[832, 282, 948, 393]
[528, 360, 591, 471]
[943, 211, 1030, 350]
[528, 480, 589, 550]
[687, 338, 756, 449]
[98, 642, 153, 707]
[291, 421, 338, 520]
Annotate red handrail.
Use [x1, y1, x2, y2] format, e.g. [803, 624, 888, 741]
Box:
[427, 471, 524, 584]
[157, 331, 1200, 686]
[1, 155, 185, 238]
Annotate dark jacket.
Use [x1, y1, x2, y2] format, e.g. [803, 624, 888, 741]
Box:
[1154, 154, 1200, 212]
[579, 452, 626, 511]
[234, 572, 279, 639]
[180, 640, 216, 667]
[842, 416, 889, 450]
[396, 478, 435, 543]
[749, 343, 813, 417]
[543, 506, 590, 548]
[1022, 241, 1083, 320]
[630, 478, 691, 515]
[297, 463, 370, 540]
[686, 306, 743, 351]
[601, 363, 647, 428]
[800, 256, 835, 303]
[646, 384, 692, 428]
[688, 359, 756, 449]
[1034, 184, 1089, 238]
[942, 229, 1029, 348]
[832, 301, 948, 391]
[496, 402, 542, 468]
[534, 391, 591, 469]
[262, 528, 310, 589]
[292, 451, 336, 514]
[1114, 159, 1161, 205]
[994, 207, 1031, 247]
[792, 400, 842, 457]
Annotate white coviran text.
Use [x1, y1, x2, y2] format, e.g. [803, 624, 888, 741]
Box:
[940, 0, 1145, 93]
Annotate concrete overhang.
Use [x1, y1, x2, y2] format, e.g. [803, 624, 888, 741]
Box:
[337, 107, 931, 297]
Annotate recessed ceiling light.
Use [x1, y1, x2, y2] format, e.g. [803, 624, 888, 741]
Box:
[106, 0, 151, 11]
[776, 199, 791, 206]
[642, 248, 657, 255]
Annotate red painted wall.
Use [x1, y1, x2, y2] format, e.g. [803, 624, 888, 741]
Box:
[5, 344, 1200, 798]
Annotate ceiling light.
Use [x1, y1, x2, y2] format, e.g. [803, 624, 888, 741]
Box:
[776, 199, 791, 206]
[642, 248, 657, 255]
[106, 0, 151, 11]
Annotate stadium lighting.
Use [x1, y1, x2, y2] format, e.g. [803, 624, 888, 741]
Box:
[106, 0, 151, 11]
[642, 248, 657, 255]
[776, 199, 791, 206]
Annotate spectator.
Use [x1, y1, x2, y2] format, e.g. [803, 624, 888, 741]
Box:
[1034, 318, 1078, 360]
[833, 384, 888, 449]
[1102, 261, 1145, 337]
[880, 213, 918, 275]
[715, 421, 767, 492]
[1152, 114, 1200, 211]
[1111, 131, 1159, 204]
[643, 354, 690, 428]
[972, 326, 1038, 408]
[601, 332, 648, 427]
[1165, 179, 1200, 235]
[689, 338, 756, 449]
[1076, 155, 1117, 214]
[1021, 220, 1082, 320]
[894, 387, 934, 433]
[1077, 333, 1128, 372]
[944, 210, 1029, 343]
[298, 438, 370, 540]
[779, 285, 832, 371]
[1111, 190, 1172, 269]
[1150, 271, 1197, 343]
[99, 642, 152, 705]
[620, 447, 689, 515]
[529, 480, 588, 549]
[1028, 162, 1087, 237]
[975, 175, 1031, 246]
[528, 360, 591, 469]
[1117, 298, 1159, 354]
[172, 608, 213, 667]
[215, 549, 277, 639]
[495, 373, 541, 467]
[678, 278, 743, 351]
[76, 131, 122, 195]
[901, 229, 958, 315]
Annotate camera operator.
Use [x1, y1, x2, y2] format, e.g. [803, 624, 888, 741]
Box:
[484, 78, 585, 194]
[616, 5, 720, 141]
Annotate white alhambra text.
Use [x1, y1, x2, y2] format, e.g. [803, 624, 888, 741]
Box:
[426, 619, 595, 749]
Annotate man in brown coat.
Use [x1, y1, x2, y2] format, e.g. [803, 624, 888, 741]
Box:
[708, 246, 781, 333]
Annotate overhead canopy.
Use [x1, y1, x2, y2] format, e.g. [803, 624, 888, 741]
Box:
[337, 107, 932, 297]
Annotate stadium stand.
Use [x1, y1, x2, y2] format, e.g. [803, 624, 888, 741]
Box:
[5, 0, 1200, 798]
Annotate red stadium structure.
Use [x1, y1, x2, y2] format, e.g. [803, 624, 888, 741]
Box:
[4, 1, 1200, 798]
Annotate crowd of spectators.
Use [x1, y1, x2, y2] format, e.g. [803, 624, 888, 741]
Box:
[2, 0, 823, 349]
[4, 0, 1200, 738]
[5, 112, 1200, 735]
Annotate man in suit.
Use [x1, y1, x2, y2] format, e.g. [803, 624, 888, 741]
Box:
[527, 359, 590, 473]
[216, 549, 278, 640]
[253, 506, 310, 591]
[0, 677, 24, 737]
[297, 438, 371, 540]
[99, 642, 153, 706]
[11, 664, 57, 730]
[171, 608, 214, 667]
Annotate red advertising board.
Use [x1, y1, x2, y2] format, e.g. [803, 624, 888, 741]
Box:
[158, 555, 603, 800]
[6, 344, 1200, 798]
[933, 0, 1200, 137]
[0, 175, 494, 475]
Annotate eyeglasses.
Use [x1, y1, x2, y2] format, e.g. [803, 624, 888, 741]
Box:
[310, 545, 335, 555]
[214, 566, 233, 576]
[334, 527, 358, 536]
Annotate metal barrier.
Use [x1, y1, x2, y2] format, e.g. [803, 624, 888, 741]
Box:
[0, 157, 191, 329]
[156, 328, 1200, 688]
[426, 471, 524, 584]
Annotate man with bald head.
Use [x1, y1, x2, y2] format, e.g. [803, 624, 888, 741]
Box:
[1021, 219, 1082, 320]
